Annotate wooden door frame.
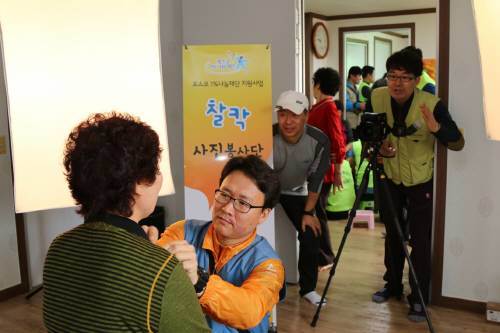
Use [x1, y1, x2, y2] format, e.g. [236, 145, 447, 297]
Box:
[305, 1, 483, 312]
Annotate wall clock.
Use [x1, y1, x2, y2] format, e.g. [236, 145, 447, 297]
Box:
[312, 22, 329, 59]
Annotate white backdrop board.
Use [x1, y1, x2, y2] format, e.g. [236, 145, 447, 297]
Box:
[0, 0, 174, 213]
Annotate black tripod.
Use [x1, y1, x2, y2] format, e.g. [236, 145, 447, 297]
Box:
[310, 141, 435, 333]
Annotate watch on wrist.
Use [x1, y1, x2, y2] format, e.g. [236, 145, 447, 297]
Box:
[303, 209, 315, 217]
[194, 266, 210, 294]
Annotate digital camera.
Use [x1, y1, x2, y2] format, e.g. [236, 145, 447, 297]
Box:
[355, 112, 389, 143]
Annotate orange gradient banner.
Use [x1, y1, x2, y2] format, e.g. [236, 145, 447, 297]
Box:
[183, 44, 272, 219]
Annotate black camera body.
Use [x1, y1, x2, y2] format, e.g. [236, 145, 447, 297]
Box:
[355, 112, 389, 143]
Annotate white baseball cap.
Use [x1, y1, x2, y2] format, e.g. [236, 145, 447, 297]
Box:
[274, 90, 309, 115]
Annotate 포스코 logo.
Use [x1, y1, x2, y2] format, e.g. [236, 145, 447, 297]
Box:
[205, 52, 248, 74]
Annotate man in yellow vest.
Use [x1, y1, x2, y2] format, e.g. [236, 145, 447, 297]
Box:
[417, 69, 436, 95]
[368, 47, 464, 322]
[359, 65, 375, 104]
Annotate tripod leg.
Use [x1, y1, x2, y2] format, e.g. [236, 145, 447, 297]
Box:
[311, 152, 375, 327]
[377, 176, 405, 299]
[376, 172, 436, 333]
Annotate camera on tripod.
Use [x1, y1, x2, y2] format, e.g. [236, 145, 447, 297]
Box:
[354, 112, 389, 143]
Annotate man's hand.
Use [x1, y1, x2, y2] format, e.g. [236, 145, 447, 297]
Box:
[332, 163, 343, 194]
[301, 214, 321, 237]
[162, 240, 199, 285]
[420, 103, 440, 133]
[141, 225, 159, 243]
[333, 171, 343, 194]
[379, 140, 396, 158]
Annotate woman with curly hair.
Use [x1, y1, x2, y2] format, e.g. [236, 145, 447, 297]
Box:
[43, 112, 209, 333]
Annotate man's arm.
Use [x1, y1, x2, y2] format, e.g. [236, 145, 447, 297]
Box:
[326, 103, 346, 165]
[361, 86, 371, 100]
[301, 191, 321, 236]
[200, 258, 285, 330]
[306, 128, 331, 194]
[157, 220, 185, 247]
[345, 94, 355, 112]
[427, 101, 465, 151]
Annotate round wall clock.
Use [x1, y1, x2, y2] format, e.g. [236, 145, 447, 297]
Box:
[312, 22, 329, 59]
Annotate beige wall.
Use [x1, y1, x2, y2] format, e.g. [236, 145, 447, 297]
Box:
[444, 0, 500, 303]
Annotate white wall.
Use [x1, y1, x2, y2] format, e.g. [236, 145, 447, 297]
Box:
[312, 13, 437, 79]
[443, 0, 500, 303]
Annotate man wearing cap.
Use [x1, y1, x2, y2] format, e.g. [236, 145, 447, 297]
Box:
[273, 90, 331, 306]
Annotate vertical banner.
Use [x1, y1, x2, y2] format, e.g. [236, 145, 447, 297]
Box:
[183, 44, 273, 227]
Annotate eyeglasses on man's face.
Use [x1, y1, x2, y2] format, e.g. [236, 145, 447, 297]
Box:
[387, 73, 416, 83]
[214, 189, 264, 213]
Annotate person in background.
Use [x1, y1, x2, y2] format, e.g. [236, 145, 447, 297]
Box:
[157, 155, 285, 332]
[273, 90, 331, 306]
[345, 65, 365, 128]
[309, 68, 347, 271]
[43, 112, 210, 333]
[359, 65, 375, 104]
[371, 72, 388, 91]
[402, 46, 436, 95]
[369, 47, 464, 322]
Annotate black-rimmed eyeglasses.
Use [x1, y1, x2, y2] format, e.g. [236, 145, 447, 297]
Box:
[214, 189, 265, 213]
[386, 73, 415, 83]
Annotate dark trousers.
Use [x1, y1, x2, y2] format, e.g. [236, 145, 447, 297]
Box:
[316, 183, 335, 266]
[379, 178, 433, 304]
[280, 194, 320, 296]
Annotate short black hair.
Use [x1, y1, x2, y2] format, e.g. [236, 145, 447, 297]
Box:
[402, 46, 423, 59]
[386, 47, 423, 77]
[312, 67, 340, 96]
[219, 155, 280, 209]
[348, 66, 362, 78]
[64, 112, 161, 219]
[361, 65, 375, 78]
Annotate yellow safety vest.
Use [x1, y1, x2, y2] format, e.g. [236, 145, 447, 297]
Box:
[358, 81, 371, 103]
[371, 87, 438, 186]
[417, 70, 436, 90]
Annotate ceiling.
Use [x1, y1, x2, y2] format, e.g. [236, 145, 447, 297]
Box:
[305, 0, 437, 16]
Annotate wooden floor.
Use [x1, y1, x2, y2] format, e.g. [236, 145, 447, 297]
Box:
[0, 221, 499, 332]
[277, 221, 500, 333]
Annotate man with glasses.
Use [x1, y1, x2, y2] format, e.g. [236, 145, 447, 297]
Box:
[367, 47, 464, 322]
[273, 90, 331, 306]
[157, 155, 284, 333]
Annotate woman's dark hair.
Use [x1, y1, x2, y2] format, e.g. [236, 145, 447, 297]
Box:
[63, 112, 162, 219]
[219, 155, 280, 209]
[386, 47, 423, 77]
[312, 67, 340, 96]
